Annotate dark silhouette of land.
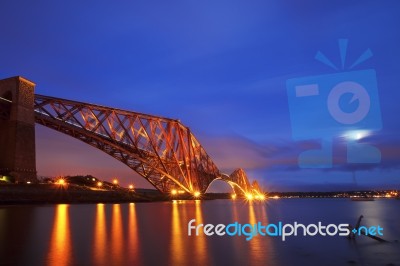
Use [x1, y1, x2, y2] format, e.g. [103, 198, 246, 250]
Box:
[0, 183, 398, 204]
[0, 183, 152, 204]
[0, 175, 398, 204]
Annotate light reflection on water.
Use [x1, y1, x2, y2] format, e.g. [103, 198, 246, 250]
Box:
[128, 203, 141, 265]
[170, 200, 185, 266]
[93, 203, 106, 265]
[47, 204, 71, 266]
[111, 204, 123, 265]
[249, 203, 266, 266]
[194, 200, 208, 266]
[0, 199, 399, 266]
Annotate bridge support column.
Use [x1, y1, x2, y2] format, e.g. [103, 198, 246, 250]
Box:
[0, 76, 37, 183]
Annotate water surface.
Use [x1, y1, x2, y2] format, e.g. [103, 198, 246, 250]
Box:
[0, 199, 399, 265]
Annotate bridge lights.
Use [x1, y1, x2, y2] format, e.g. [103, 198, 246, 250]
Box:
[33, 94, 260, 196]
[171, 189, 178, 195]
[231, 194, 237, 199]
[128, 184, 134, 190]
[250, 192, 266, 201]
[246, 193, 254, 200]
[193, 191, 201, 198]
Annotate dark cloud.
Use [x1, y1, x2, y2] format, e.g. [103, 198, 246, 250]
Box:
[202, 133, 400, 172]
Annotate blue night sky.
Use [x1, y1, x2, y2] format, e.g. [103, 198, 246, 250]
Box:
[1, 1, 399, 191]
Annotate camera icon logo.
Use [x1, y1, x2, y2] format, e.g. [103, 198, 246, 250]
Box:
[327, 80, 370, 125]
[286, 39, 382, 168]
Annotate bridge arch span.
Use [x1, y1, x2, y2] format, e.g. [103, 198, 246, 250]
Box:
[204, 172, 251, 194]
[34, 94, 222, 194]
[0, 78, 262, 196]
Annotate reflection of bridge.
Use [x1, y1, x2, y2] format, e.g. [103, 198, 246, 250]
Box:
[0, 76, 263, 198]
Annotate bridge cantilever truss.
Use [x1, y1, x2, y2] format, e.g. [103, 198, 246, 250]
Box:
[33, 94, 262, 196]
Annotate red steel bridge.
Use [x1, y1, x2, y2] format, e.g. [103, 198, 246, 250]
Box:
[0, 77, 263, 198]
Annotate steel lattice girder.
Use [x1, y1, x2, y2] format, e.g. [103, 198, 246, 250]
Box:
[225, 168, 253, 194]
[33, 94, 258, 195]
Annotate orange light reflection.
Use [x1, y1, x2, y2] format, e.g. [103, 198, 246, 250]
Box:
[93, 204, 107, 265]
[170, 200, 186, 265]
[248, 203, 263, 264]
[111, 204, 123, 266]
[194, 200, 209, 265]
[128, 203, 141, 264]
[47, 204, 72, 266]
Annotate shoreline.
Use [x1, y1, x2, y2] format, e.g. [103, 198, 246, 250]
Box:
[0, 183, 230, 205]
[0, 184, 398, 205]
[0, 183, 157, 205]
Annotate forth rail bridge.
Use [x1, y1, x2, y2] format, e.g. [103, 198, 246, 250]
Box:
[0, 76, 263, 199]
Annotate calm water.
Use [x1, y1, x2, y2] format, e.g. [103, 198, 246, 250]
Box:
[0, 199, 399, 266]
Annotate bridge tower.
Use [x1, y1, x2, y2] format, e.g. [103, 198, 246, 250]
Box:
[0, 76, 37, 182]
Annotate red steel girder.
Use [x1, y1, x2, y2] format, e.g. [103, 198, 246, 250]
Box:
[33, 94, 259, 195]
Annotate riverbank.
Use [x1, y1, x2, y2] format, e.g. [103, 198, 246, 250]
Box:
[1, 184, 398, 204]
[0, 183, 156, 204]
[0, 184, 234, 204]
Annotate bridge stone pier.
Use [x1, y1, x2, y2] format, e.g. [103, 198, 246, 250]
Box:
[0, 76, 37, 183]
